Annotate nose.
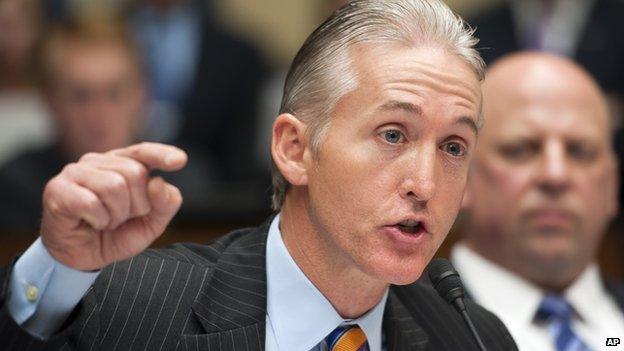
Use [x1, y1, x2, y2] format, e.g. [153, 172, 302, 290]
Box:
[538, 140, 571, 196]
[399, 145, 436, 203]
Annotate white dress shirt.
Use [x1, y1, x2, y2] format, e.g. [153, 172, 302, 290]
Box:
[452, 242, 624, 351]
[8, 214, 389, 350]
[266, 214, 388, 351]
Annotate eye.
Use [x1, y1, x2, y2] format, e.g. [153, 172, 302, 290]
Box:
[567, 142, 598, 162]
[498, 141, 540, 162]
[441, 142, 466, 157]
[380, 129, 404, 144]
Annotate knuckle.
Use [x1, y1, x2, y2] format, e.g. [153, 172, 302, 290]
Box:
[80, 195, 100, 213]
[62, 162, 79, 175]
[139, 141, 156, 148]
[79, 152, 100, 162]
[43, 177, 64, 201]
[127, 163, 148, 181]
[136, 203, 151, 217]
[171, 186, 183, 204]
[108, 173, 127, 192]
[46, 198, 63, 215]
[172, 185, 182, 198]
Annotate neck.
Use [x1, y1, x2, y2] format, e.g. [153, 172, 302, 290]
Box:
[279, 191, 388, 319]
[464, 237, 587, 294]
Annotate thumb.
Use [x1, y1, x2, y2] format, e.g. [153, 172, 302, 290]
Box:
[145, 176, 182, 234]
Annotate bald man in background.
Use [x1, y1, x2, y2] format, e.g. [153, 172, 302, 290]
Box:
[452, 52, 624, 351]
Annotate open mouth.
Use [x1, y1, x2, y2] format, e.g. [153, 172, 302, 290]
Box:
[384, 219, 428, 245]
[396, 220, 423, 234]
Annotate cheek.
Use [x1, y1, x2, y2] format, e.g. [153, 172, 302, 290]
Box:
[576, 166, 615, 220]
[484, 161, 531, 202]
[433, 164, 468, 220]
[314, 141, 390, 206]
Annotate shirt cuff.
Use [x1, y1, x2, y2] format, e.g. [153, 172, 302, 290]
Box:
[7, 237, 100, 339]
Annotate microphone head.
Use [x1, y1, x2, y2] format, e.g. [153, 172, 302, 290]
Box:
[428, 258, 465, 305]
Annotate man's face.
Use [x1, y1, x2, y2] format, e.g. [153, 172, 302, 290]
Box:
[466, 61, 617, 282]
[47, 41, 145, 157]
[305, 44, 481, 285]
[0, 0, 39, 67]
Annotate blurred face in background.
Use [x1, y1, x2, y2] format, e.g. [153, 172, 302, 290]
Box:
[0, 0, 40, 85]
[45, 40, 146, 159]
[463, 53, 618, 290]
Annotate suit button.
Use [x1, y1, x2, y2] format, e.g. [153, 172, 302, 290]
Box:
[25, 284, 39, 302]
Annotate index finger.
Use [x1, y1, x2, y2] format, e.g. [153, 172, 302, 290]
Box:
[110, 142, 188, 171]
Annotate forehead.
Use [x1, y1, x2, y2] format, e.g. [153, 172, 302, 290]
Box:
[339, 43, 481, 124]
[483, 84, 609, 142]
[350, 43, 481, 97]
[51, 41, 138, 82]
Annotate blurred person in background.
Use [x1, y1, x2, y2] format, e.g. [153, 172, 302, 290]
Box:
[0, 0, 54, 166]
[453, 52, 624, 351]
[129, 0, 269, 183]
[468, 0, 624, 211]
[470, 0, 624, 97]
[0, 14, 216, 232]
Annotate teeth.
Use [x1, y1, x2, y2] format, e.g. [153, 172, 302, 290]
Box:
[398, 222, 421, 233]
[399, 220, 420, 227]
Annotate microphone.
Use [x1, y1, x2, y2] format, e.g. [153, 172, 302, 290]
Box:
[428, 258, 487, 351]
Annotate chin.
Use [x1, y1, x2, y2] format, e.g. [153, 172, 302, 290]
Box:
[526, 238, 577, 261]
[361, 253, 429, 286]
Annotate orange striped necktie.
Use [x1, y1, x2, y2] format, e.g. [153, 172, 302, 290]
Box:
[326, 325, 369, 351]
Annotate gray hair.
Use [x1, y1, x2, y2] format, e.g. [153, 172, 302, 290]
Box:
[271, 0, 485, 210]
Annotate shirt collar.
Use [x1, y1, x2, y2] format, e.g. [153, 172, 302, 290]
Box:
[452, 242, 609, 327]
[266, 214, 388, 351]
[565, 263, 607, 323]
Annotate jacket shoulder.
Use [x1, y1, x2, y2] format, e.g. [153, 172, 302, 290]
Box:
[138, 226, 260, 267]
[83, 225, 267, 349]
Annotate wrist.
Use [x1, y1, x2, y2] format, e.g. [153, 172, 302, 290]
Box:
[40, 236, 97, 273]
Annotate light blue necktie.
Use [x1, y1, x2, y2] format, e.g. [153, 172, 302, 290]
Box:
[536, 295, 592, 351]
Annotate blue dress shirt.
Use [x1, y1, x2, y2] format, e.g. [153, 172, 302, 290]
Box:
[7, 238, 99, 339]
[265, 214, 388, 351]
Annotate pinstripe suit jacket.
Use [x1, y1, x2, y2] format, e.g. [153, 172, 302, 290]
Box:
[0, 218, 518, 350]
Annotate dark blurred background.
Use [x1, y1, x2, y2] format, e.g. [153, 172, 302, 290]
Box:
[0, 0, 622, 280]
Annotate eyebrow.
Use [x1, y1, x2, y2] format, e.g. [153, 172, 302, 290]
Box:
[456, 116, 479, 136]
[377, 100, 479, 135]
[378, 101, 423, 115]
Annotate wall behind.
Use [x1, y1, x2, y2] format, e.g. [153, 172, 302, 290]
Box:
[215, 0, 503, 67]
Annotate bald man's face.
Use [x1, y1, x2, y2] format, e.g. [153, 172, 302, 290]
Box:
[464, 60, 618, 286]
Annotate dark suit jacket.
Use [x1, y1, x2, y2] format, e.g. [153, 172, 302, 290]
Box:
[0, 218, 517, 350]
[470, 0, 624, 96]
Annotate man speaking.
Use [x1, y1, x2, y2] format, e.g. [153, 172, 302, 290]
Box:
[0, 1, 516, 350]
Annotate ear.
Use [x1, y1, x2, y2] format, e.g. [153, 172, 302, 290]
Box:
[271, 113, 311, 186]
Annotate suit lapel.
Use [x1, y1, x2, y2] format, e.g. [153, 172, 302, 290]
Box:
[383, 288, 430, 351]
[182, 222, 270, 351]
[605, 281, 624, 314]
